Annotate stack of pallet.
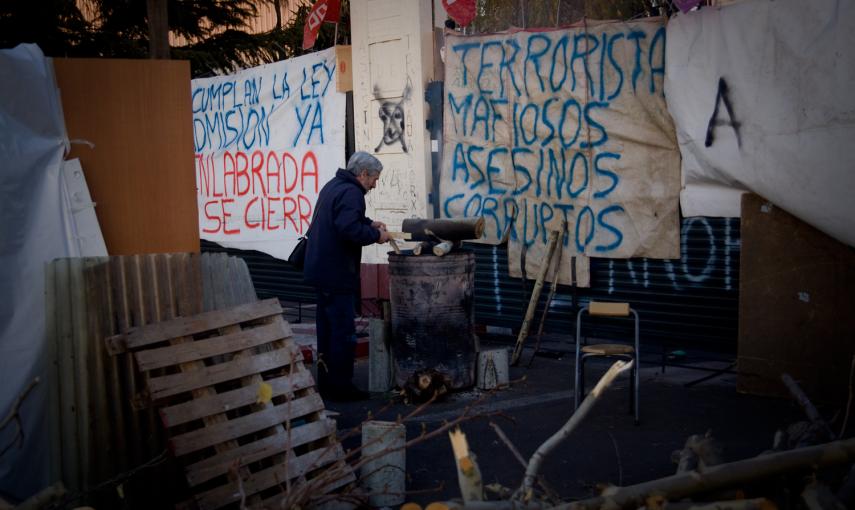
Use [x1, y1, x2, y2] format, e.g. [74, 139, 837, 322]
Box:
[108, 298, 353, 509]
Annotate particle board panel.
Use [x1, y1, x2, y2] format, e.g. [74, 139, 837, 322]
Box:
[52, 58, 199, 255]
[737, 194, 855, 403]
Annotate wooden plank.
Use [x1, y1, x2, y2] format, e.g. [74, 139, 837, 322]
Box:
[588, 301, 630, 317]
[169, 392, 324, 457]
[212, 252, 229, 311]
[200, 253, 214, 312]
[174, 252, 202, 318]
[185, 418, 336, 486]
[69, 258, 92, 491]
[44, 261, 63, 485]
[122, 255, 146, 465]
[54, 259, 81, 492]
[107, 257, 131, 470]
[160, 369, 314, 428]
[234, 257, 257, 304]
[116, 298, 282, 352]
[140, 254, 163, 457]
[148, 345, 302, 400]
[195, 443, 345, 510]
[83, 258, 112, 483]
[135, 319, 291, 371]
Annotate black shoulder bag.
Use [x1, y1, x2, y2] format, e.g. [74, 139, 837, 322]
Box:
[288, 234, 308, 269]
[288, 207, 318, 270]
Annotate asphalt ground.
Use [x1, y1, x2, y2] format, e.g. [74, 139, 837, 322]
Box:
[316, 340, 803, 507]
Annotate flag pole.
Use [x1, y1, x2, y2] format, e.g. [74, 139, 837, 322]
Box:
[334, 22, 339, 45]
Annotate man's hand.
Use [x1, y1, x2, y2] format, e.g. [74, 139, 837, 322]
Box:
[371, 221, 387, 232]
[377, 230, 391, 244]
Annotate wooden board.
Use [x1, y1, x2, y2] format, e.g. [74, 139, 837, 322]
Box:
[588, 302, 630, 317]
[335, 45, 353, 92]
[185, 419, 336, 486]
[52, 58, 199, 255]
[159, 370, 314, 428]
[110, 298, 284, 353]
[737, 194, 855, 403]
[123, 300, 353, 509]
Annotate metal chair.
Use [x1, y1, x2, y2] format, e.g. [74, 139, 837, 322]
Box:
[574, 301, 640, 424]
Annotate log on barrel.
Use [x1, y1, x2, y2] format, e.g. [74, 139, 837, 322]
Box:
[402, 217, 485, 242]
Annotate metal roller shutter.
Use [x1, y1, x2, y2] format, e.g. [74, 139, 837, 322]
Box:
[469, 217, 740, 354]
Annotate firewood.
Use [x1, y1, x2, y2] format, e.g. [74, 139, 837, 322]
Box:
[781, 373, 835, 441]
[511, 227, 562, 366]
[802, 479, 847, 510]
[521, 360, 634, 498]
[659, 499, 775, 510]
[450, 427, 484, 502]
[835, 463, 855, 508]
[433, 241, 454, 256]
[413, 241, 433, 256]
[673, 432, 723, 474]
[563, 438, 855, 510]
[403, 217, 485, 241]
[15, 482, 66, 510]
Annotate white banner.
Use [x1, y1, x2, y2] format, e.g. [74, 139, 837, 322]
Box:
[193, 48, 346, 259]
[666, 0, 855, 247]
[440, 19, 681, 284]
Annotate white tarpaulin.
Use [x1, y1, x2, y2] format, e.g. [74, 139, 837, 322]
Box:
[440, 19, 681, 285]
[0, 45, 107, 501]
[666, 0, 855, 247]
[193, 47, 346, 260]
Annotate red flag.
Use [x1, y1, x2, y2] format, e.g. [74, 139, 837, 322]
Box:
[442, 0, 476, 28]
[302, 0, 341, 50]
[324, 0, 341, 22]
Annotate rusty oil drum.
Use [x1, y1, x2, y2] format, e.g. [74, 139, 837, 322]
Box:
[388, 250, 476, 389]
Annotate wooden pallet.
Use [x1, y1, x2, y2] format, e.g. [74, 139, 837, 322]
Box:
[109, 298, 353, 509]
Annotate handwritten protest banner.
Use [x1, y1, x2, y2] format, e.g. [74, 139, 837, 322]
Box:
[440, 19, 680, 285]
[193, 47, 345, 260]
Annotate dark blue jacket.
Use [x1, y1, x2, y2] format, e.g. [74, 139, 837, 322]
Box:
[303, 169, 379, 293]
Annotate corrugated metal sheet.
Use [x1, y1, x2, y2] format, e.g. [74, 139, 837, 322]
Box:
[469, 217, 741, 353]
[200, 240, 317, 322]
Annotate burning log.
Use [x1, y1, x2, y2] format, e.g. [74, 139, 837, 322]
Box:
[401, 369, 451, 404]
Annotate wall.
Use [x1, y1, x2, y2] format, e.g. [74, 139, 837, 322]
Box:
[53, 58, 199, 255]
[351, 0, 435, 264]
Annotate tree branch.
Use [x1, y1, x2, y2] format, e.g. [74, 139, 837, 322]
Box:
[520, 360, 633, 499]
[0, 377, 40, 459]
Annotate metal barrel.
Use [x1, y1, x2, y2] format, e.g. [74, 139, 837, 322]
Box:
[388, 250, 476, 389]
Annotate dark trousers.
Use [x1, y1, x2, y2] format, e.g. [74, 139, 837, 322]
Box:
[315, 290, 356, 391]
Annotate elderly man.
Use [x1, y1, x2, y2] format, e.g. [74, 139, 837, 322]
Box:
[304, 152, 390, 401]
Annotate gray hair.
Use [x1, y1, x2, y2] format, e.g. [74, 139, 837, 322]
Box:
[345, 151, 383, 176]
